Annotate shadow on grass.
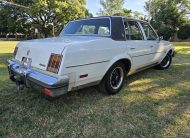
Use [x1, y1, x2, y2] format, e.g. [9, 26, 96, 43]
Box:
[1, 61, 189, 137]
[118, 88, 190, 137]
[1, 50, 190, 137]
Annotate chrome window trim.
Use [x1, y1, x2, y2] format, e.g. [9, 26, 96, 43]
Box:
[139, 21, 159, 40]
[121, 17, 127, 41]
[137, 21, 147, 40]
[123, 18, 145, 40]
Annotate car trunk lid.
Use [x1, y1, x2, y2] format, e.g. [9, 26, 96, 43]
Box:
[15, 38, 68, 71]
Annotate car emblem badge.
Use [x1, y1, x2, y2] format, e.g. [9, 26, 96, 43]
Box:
[27, 50, 30, 56]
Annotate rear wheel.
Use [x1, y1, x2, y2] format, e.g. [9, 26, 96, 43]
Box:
[156, 54, 172, 70]
[99, 62, 126, 94]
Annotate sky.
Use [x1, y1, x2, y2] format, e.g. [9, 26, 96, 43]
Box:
[86, 0, 148, 16]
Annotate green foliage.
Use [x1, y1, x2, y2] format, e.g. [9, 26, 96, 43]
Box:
[133, 11, 143, 20]
[113, 8, 132, 17]
[145, 0, 189, 19]
[0, 7, 12, 34]
[98, 0, 124, 16]
[0, 3, 31, 37]
[0, 0, 87, 37]
[25, 0, 86, 37]
[145, 0, 189, 40]
[98, 0, 132, 17]
[157, 26, 175, 40]
[177, 23, 190, 40]
[86, 9, 93, 18]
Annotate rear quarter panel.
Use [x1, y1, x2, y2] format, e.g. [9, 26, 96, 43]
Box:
[158, 41, 174, 63]
[59, 38, 128, 88]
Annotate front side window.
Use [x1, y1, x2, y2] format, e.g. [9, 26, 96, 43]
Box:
[141, 22, 158, 40]
[127, 21, 144, 40]
[60, 18, 111, 37]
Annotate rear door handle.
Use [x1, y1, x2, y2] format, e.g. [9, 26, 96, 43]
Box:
[130, 47, 136, 50]
[150, 45, 154, 48]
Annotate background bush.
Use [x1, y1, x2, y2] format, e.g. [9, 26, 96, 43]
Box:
[157, 26, 175, 40]
[177, 24, 190, 40]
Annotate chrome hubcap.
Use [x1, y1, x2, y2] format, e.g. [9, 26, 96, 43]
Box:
[110, 67, 124, 90]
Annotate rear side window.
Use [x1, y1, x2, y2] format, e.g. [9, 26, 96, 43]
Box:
[141, 22, 158, 40]
[124, 21, 144, 40]
[98, 26, 110, 35]
[77, 25, 95, 34]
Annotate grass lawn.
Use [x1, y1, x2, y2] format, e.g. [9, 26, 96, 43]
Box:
[0, 41, 190, 137]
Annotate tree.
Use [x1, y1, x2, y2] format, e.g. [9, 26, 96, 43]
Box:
[145, 0, 189, 21]
[144, 0, 189, 40]
[25, 0, 86, 37]
[85, 9, 93, 18]
[114, 8, 132, 17]
[0, 0, 87, 38]
[98, 0, 124, 16]
[157, 26, 175, 40]
[177, 23, 190, 40]
[133, 11, 143, 19]
[0, 2, 30, 37]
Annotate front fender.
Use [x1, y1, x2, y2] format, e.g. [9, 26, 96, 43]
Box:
[166, 45, 175, 56]
[159, 43, 174, 63]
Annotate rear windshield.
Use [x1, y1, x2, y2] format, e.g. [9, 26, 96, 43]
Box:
[60, 18, 111, 37]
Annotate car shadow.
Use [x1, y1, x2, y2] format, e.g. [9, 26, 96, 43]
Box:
[1, 47, 190, 137]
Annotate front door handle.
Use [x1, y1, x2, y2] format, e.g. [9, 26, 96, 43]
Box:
[150, 45, 154, 48]
[130, 47, 136, 50]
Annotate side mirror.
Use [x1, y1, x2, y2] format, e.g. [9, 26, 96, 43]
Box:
[159, 36, 163, 41]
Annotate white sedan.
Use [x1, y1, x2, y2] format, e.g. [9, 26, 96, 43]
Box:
[8, 16, 175, 97]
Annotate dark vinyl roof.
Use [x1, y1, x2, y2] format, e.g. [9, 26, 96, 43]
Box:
[85, 16, 147, 22]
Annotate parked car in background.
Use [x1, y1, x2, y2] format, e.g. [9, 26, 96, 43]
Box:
[8, 16, 175, 97]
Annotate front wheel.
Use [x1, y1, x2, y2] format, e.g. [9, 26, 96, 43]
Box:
[156, 54, 172, 70]
[99, 62, 126, 95]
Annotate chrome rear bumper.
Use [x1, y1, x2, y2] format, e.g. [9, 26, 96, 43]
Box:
[8, 59, 69, 97]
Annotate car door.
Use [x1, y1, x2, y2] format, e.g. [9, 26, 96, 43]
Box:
[123, 19, 154, 69]
[139, 22, 163, 63]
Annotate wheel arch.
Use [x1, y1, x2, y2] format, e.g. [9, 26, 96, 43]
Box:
[168, 49, 173, 56]
[116, 58, 131, 74]
[165, 48, 174, 58]
[158, 47, 174, 64]
[102, 55, 132, 81]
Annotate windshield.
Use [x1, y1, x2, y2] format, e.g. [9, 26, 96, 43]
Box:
[60, 18, 111, 37]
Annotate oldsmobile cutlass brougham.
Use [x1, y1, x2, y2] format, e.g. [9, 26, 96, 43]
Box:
[8, 16, 175, 97]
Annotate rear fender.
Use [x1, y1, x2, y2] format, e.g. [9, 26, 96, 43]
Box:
[159, 47, 174, 63]
[102, 53, 132, 79]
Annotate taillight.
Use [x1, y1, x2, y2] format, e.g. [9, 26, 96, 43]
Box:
[13, 46, 18, 58]
[47, 54, 62, 74]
